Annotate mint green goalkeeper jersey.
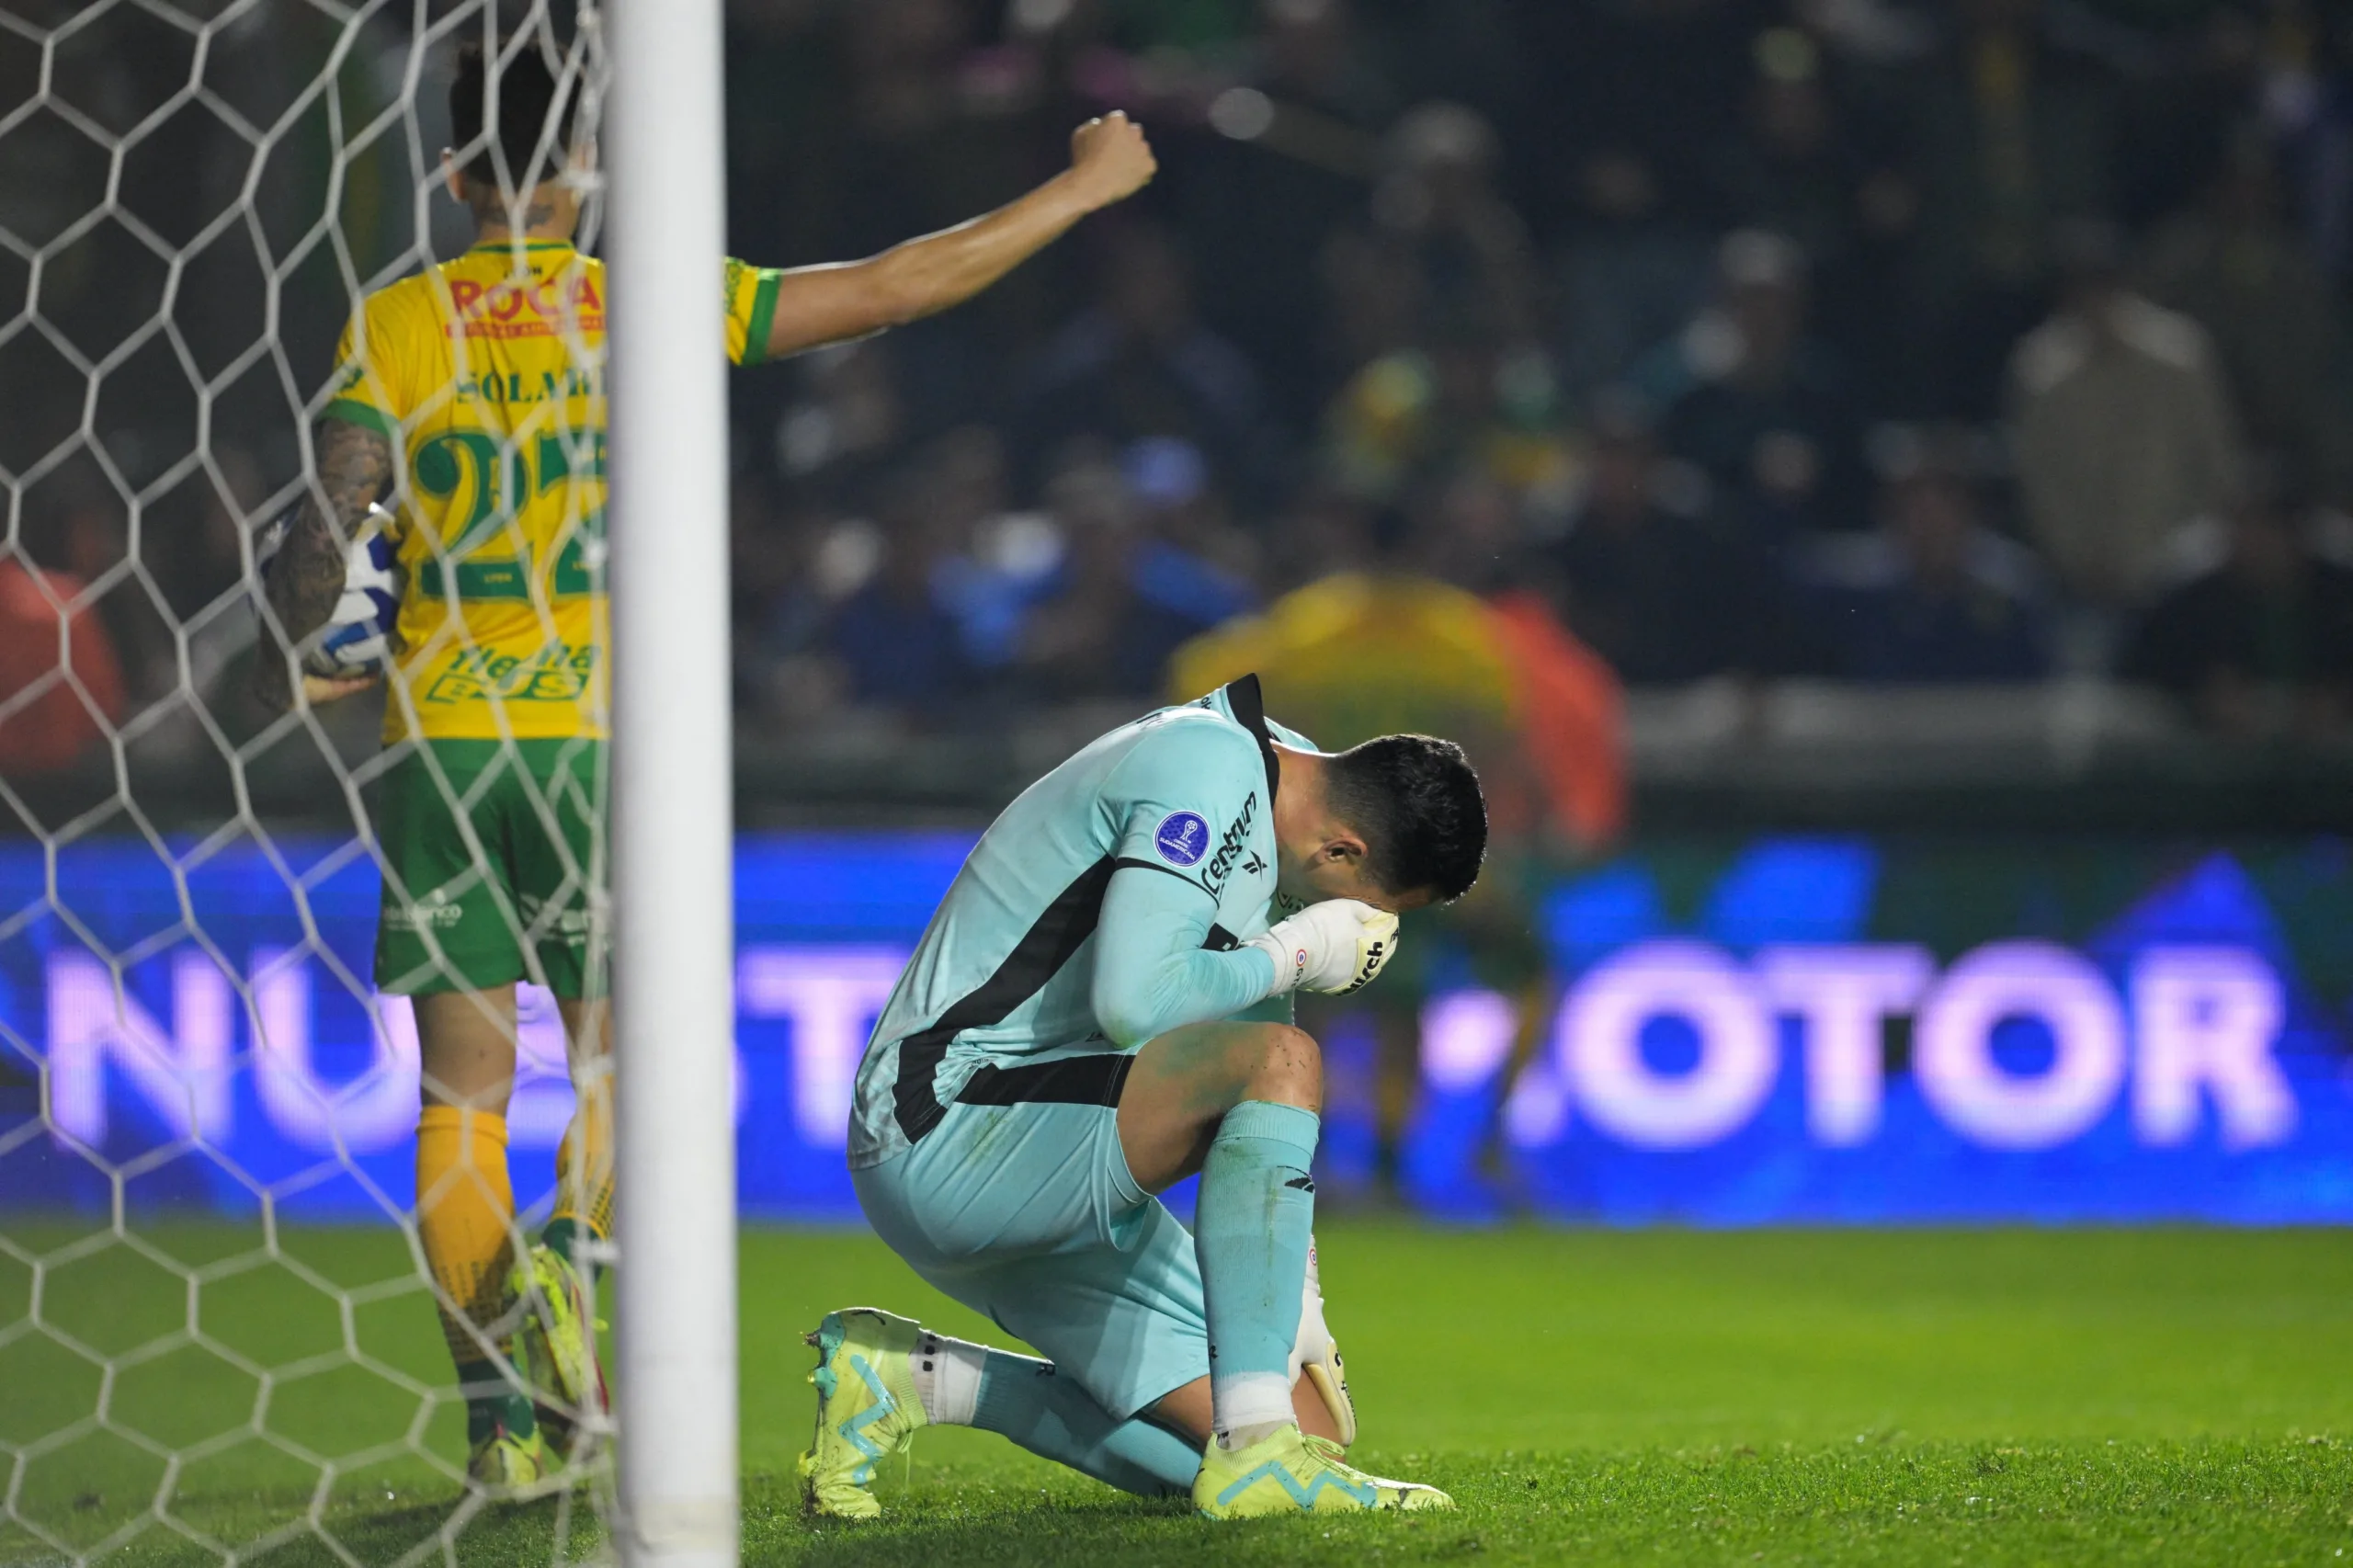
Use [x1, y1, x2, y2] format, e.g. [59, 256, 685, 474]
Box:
[847, 676, 1313, 1168]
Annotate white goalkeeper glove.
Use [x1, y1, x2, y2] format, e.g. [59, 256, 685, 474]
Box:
[1245, 898, 1400, 996]
[1287, 1235, 1357, 1446]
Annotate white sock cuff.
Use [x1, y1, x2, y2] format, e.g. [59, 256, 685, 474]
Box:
[911, 1329, 986, 1427]
[1211, 1369, 1295, 1441]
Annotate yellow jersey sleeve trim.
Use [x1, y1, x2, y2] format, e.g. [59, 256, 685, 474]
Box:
[739, 267, 783, 367]
[320, 396, 401, 442]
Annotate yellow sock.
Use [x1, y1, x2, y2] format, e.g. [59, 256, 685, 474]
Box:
[416, 1104, 517, 1369]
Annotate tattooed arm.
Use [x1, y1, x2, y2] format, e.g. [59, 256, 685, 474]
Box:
[253, 419, 396, 713]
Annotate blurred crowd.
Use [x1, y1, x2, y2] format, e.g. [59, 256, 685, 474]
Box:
[720, 0, 2353, 745]
[6, 0, 2353, 779]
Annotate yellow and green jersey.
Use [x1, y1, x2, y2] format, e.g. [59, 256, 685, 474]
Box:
[1166, 572, 1520, 748]
[320, 240, 781, 743]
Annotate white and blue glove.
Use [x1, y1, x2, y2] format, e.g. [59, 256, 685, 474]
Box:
[1246, 898, 1400, 996]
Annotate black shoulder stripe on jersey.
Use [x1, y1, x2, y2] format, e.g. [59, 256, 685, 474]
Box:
[892, 853, 1119, 1144]
[1112, 855, 1211, 895]
[1222, 672, 1281, 805]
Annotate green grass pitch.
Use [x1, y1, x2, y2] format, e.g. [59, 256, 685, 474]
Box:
[5, 1221, 2351, 1565]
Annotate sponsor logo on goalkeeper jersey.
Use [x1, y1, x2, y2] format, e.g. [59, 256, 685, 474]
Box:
[421, 641, 599, 709]
[1201, 791, 1259, 895]
[1154, 811, 1210, 867]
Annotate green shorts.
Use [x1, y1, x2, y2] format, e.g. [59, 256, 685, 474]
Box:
[372, 737, 608, 998]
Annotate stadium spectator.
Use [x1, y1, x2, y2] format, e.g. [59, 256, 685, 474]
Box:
[1713, 30, 1863, 274]
[1014, 222, 1284, 509]
[2122, 475, 2353, 738]
[1891, 0, 2119, 415]
[1626, 229, 1868, 540]
[1708, 28, 1918, 406]
[1322, 302, 1573, 528]
[821, 476, 979, 719]
[2251, 0, 2353, 288]
[1166, 0, 1397, 425]
[30, 462, 175, 709]
[2143, 131, 2353, 502]
[722, 0, 835, 270]
[1518, 0, 1755, 224]
[1316, 99, 1545, 438]
[1264, 480, 1381, 590]
[1318, 224, 1431, 400]
[826, 0, 1029, 264]
[1552, 150, 1715, 411]
[1248, 0, 1396, 131]
[734, 472, 851, 724]
[1541, 394, 1763, 686]
[1795, 431, 2053, 682]
[1367, 101, 1540, 346]
[1120, 435, 1265, 594]
[773, 338, 915, 511]
[2007, 220, 2245, 609]
[923, 426, 1065, 676]
[0, 528, 127, 778]
[1014, 457, 1250, 701]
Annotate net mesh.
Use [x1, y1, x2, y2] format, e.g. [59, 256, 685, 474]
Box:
[0, 1, 627, 1560]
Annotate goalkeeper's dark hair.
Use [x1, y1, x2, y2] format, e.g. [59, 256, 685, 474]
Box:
[1324, 733, 1487, 903]
[449, 38, 579, 195]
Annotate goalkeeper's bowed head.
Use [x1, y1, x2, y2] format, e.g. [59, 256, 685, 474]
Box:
[1249, 733, 1487, 997]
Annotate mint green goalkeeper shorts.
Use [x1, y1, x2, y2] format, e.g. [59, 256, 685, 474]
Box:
[852, 1090, 1209, 1422]
[372, 737, 608, 998]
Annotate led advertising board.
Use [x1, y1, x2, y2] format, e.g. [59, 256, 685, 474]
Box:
[3, 834, 2347, 1223]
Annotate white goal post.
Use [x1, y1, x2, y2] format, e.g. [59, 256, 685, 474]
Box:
[603, 0, 740, 1562]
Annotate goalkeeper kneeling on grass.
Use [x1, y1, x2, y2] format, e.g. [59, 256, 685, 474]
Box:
[802, 676, 1484, 1518]
[254, 36, 1157, 1493]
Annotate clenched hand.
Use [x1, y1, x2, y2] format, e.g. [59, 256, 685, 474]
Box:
[1068, 111, 1157, 210]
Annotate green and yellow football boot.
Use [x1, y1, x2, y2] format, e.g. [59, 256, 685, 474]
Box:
[797, 1307, 928, 1518]
[1194, 1425, 1453, 1517]
[509, 1243, 606, 1462]
[466, 1420, 546, 1492]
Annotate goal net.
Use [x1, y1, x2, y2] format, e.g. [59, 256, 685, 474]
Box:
[0, 0, 724, 1560]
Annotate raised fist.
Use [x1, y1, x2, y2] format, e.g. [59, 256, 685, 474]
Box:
[1069, 111, 1156, 210]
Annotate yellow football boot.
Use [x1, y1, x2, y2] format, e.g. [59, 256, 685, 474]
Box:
[797, 1307, 928, 1518]
[509, 1244, 607, 1462]
[466, 1421, 546, 1492]
[1194, 1424, 1453, 1517]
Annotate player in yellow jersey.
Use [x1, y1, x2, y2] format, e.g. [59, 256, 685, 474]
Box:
[255, 38, 1156, 1492]
[1169, 514, 1624, 1210]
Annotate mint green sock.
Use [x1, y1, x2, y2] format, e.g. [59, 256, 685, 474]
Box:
[1194, 1099, 1319, 1440]
[972, 1350, 1200, 1495]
